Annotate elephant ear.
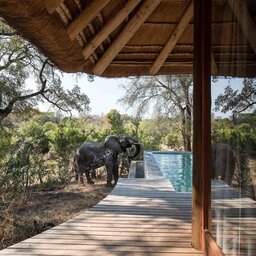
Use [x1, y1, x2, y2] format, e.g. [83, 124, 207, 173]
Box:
[105, 135, 123, 153]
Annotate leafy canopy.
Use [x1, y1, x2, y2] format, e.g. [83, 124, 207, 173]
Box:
[214, 78, 256, 116]
[0, 19, 90, 121]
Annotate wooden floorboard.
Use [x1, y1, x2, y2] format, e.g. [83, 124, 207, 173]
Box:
[1, 159, 255, 255]
[0, 177, 201, 256]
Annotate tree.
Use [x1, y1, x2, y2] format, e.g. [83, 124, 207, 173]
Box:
[119, 75, 193, 151]
[105, 109, 125, 134]
[214, 78, 256, 118]
[0, 19, 90, 121]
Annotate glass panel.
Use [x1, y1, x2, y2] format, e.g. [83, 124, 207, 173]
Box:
[211, 1, 256, 255]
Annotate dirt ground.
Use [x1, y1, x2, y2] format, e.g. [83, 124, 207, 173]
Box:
[0, 180, 113, 250]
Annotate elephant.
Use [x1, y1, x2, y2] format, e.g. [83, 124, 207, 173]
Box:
[73, 134, 141, 186]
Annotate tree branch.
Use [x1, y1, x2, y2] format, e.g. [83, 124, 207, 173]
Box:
[0, 60, 49, 121]
[235, 100, 256, 114]
[41, 93, 70, 113]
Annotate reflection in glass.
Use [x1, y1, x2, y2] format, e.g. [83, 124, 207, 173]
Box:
[211, 1, 256, 254]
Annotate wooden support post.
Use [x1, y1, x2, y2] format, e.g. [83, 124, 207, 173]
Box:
[192, 0, 212, 251]
[211, 52, 218, 75]
[204, 230, 225, 256]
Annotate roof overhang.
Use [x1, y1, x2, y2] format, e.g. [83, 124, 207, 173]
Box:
[0, 0, 256, 77]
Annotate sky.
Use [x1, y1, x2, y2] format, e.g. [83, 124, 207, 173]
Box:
[61, 74, 132, 116]
[28, 74, 133, 117]
[28, 74, 244, 118]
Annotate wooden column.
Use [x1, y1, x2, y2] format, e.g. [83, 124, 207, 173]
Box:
[192, 0, 212, 251]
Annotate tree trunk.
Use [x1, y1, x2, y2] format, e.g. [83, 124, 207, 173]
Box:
[185, 104, 192, 151]
[181, 107, 192, 151]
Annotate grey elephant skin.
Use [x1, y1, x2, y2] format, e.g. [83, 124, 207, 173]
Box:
[73, 134, 141, 186]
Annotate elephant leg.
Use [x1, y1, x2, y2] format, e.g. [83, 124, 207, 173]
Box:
[105, 162, 113, 187]
[85, 171, 95, 185]
[113, 153, 119, 185]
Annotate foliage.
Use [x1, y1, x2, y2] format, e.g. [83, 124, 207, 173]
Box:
[137, 119, 164, 151]
[0, 19, 90, 121]
[123, 115, 141, 138]
[119, 75, 193, 151]
[17, 119, 50, 153]
[211, 116, 256, 198]
[212, 119, 256, 155]
[0, 126, 12, 163]
[214, 78, 256, 116]
[105, 109, 125, 134]
[48, 120, 86, 156]
[47, 120, 87, 182]
[163, 131, 183, 150]
[0, 108, 190, 190]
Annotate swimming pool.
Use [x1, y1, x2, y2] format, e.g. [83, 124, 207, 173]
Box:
[152, 152, 192, 192]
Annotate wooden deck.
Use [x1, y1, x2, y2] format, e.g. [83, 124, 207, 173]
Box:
[0, 176, 201, 256]
[2, 153, 255, 256]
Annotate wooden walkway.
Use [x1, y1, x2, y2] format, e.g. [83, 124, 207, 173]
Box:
[0, 176, 201, 256]
[1, 152, 256, 255]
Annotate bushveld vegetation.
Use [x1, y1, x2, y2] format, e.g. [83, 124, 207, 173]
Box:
[1, 108, 255, 195]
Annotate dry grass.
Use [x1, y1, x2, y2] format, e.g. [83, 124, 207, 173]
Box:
[0, 179, 113, 250]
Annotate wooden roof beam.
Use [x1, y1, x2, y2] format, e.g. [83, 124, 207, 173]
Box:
[56, 2, 97, 64]
[93, 0, 161, 76]
[67, 0, 111, 40]
[82, 0, 142, 60]
[149, 0, 194, 75]
[227, 0, 256, 54]
[44, 0, 64, 14]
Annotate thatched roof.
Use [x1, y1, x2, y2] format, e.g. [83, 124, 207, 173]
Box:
[0, 0, 256, 77]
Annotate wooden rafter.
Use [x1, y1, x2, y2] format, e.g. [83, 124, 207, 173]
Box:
[56, 5, 69, 25]
[97, 13, 111, 47]
[149, 0, 194, 75]
[227, 0, 256, 54]
[74, 0, 82, 11]
[67, 0, 111, 40]
[70, 0, 99, 63]
[60, 3, 72, 20]
[211, 52, 218, 75]
[82, 0, 141, 60]
[93, 0, 161, 75]
[97, 14, 111, 45]
[43, 0, 64, 14]
[88, 21, 104, 55]
[56, 2, 97, 64]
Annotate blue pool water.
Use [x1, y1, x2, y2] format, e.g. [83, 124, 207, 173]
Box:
[153, 152, 192, 192]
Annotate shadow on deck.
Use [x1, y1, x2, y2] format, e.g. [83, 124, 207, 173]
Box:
[0, 160, 201, 256]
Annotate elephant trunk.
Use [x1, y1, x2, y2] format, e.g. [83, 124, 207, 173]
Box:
[128, 142, 141, 159]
